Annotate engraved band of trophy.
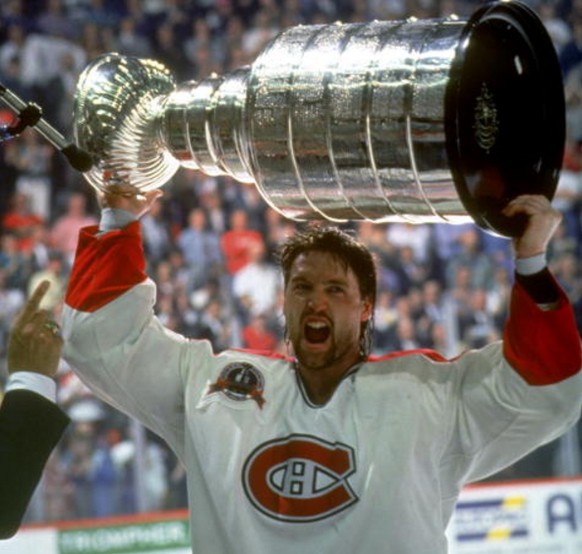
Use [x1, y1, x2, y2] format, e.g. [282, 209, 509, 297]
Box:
[73, 0, 564, 237]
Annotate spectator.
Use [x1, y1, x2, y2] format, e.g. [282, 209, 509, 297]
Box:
[445, 226, 495, 291]
[0, 232, 33, 289]
[386, 222, 432, 265]
[89, 425, 118, 518]
[140, 197, 173, 268]
[176, 207, 223, 290]
[63, 423, 95, 519]
[199, 184, 228, 233]
[155, 293, 181, 333]
[71, 0, 123, 30]
[167, 249, 193, 294]
[173, 289, 201, 338]
[42, 449, 75, 521]
[429, 321, 449, 353]
[539, 0, 572, 51]
[39, 50, 82, 136]
[420, 279, 445, 325]
[36, 0, 76, 41]
[196, 297, 232, 351]
[0, 23, 27, 74]
[486, 265, 512, 330]
[206, 0, 236, 38]
[220, 208, 265, 275]
[372, 289, 400, 353]
[27, 223, 51, 273]
[457, 287, 499, 349]
[184, 18, 224, 69]
[0, 54, 30, 115]
[77, 21, 113, 62]
[111, 430, 169, 513]
[559, 14, 582, 78]
[19, 31, 86, 88]
[150, 21, 191, 80]
[153, 260, 180, 299]
[263, 209, 295, 262]
[232, 240, 281, 321]
[221, 16, 246, 67]
[113, 16, 153, 58]
[242, 313, 278, 351]
[0, 268, 25, 355]
[4, 131, 53, 222]
[358, 221, 407, 293]
[397, 244, 429, 292]
[394, 316, 420, 350]
[241, 8, 279, 62]
[565, 67, 582, 140]
[50, 192, 98, 267]
[551, 250, 582, 302]
[237, 184, 268, 234]
[553, 156, 582, 240]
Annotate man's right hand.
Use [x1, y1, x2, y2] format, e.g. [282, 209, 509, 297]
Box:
[7, 281, 63, 378]
[501, 194, 562, 259]
[100, 184, 163, 218]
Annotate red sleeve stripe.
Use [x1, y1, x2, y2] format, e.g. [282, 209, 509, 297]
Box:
[503, 277, 582, 386]
[65, 222, 148, 313]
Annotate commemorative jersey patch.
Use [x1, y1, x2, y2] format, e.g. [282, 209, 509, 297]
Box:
[208, 362, 266, 408]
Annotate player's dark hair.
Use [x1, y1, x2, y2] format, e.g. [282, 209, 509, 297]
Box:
[278, 226, 377, 358]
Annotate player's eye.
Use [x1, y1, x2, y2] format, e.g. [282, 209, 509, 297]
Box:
[327, 285, 345, 294]
[292, 282, 310, 293]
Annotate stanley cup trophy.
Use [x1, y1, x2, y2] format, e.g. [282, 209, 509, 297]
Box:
[73, 0, 565, 237]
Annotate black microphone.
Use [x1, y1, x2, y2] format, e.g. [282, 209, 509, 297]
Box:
[0, 103, 41, 142]
[0, 82, 93, 172]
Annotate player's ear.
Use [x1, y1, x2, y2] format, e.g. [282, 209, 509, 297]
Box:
[360, 299, 373, 322]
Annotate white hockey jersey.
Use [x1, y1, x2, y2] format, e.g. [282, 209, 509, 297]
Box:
[62, 222, 582, 554]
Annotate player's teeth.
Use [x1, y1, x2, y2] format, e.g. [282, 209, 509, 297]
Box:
[307, 322, 327, 329]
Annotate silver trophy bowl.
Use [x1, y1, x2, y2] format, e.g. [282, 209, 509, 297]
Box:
[73, 0, 564, 236]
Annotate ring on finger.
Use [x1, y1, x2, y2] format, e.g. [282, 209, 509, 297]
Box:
[43, 321, 60, 335]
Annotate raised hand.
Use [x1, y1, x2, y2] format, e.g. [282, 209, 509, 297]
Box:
[7, 280, 63, 377]
[502, 195, 562, 259]
[99, 184, 163, 218]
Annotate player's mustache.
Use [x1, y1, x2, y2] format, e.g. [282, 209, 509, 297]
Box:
[300, 310, 332, 326]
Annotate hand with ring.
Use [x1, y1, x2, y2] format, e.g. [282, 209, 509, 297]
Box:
[43, 321, 61, 336]
[7, 280, 64, 378]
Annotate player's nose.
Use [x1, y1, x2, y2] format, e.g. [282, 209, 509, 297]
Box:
[307, 289, 328, 311]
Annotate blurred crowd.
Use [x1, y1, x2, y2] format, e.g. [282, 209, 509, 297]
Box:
[0, 0, 581, 525]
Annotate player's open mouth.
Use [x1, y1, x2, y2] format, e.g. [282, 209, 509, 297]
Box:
[304, 320, 330, 344]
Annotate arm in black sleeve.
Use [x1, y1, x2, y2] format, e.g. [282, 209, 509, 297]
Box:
[0, 390, 69, 539]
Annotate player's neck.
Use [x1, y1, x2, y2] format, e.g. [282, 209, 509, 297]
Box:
[296, 359, 361, 405]
[300, 375, 337, 405]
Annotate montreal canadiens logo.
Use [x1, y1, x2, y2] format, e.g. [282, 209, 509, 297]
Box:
[242, 434, 358, 522]
[208, 362, 265, 408]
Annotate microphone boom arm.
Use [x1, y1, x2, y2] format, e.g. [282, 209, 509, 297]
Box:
[0, 82, 93, 172]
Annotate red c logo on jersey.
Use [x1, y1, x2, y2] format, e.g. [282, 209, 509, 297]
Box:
[242, 434, 358, 522]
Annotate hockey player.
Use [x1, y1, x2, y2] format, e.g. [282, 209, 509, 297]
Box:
[62, 188, 582, 553]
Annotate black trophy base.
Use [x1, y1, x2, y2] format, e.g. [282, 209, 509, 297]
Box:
[445, 0, 565, 237]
